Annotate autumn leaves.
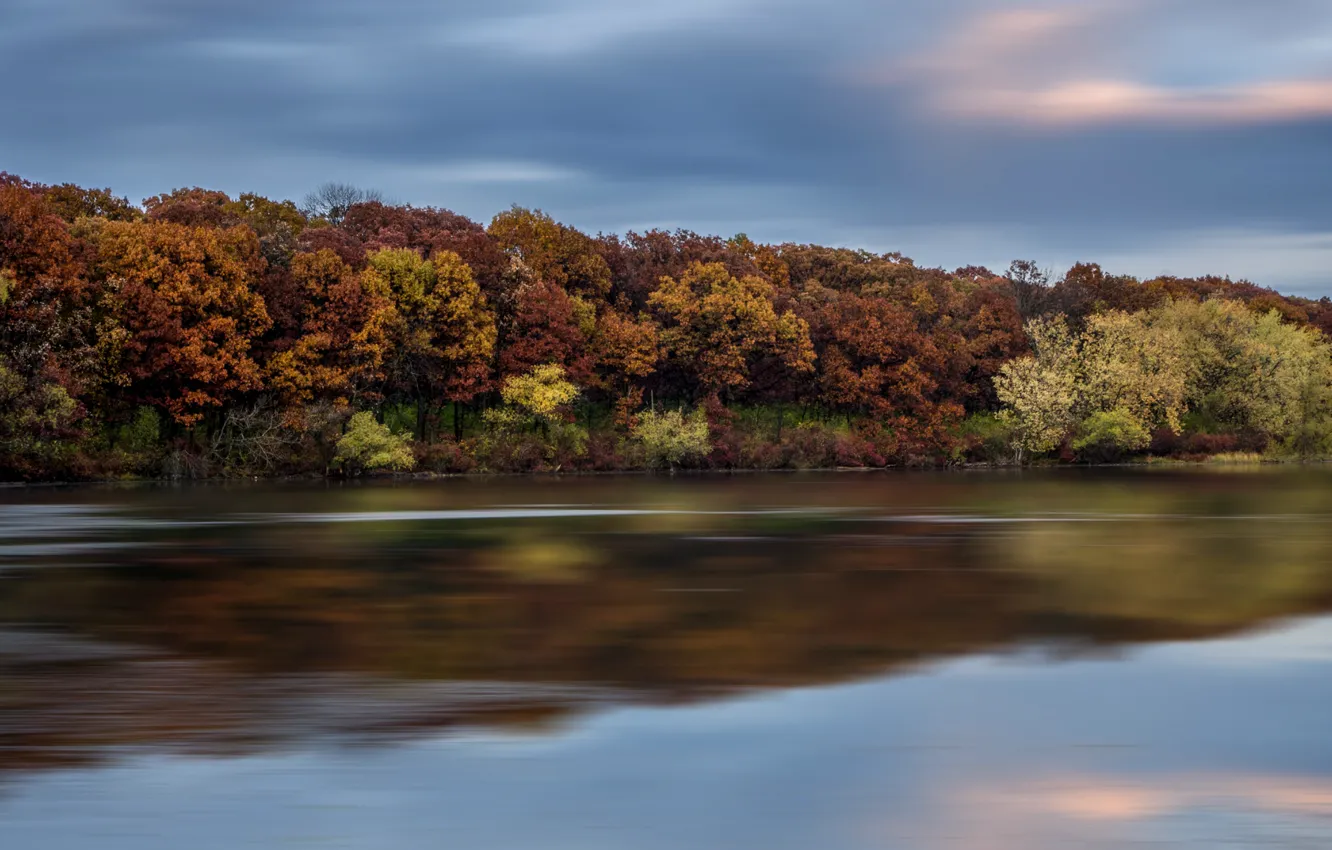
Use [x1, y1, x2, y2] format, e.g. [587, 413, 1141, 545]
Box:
[3, 170, 1332, 478]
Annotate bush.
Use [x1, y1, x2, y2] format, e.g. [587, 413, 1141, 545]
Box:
[465, 430, 550, 473]
[1072, 408, 1150, 462]
[632, 408, 711, 470]
[334, 412, 415, 474]
[414, 440, 474, 474]
[958, 413, 1014, 464]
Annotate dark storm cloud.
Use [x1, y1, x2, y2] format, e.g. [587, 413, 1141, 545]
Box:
[2, 0, 1331, 291]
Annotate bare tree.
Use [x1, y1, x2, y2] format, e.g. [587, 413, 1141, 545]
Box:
[1005, 259, 1052, 321]
[301, 182, 383, 225]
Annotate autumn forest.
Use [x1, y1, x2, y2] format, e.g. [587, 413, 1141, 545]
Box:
[3, 174, 1332, 480]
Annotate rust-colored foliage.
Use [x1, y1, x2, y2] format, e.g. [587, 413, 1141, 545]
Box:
[499, 279, 595, 384]
[89, 219, 271, 425]
[5, 168, 1331, 479]
[489, 206, 612, 298]
[266, 250, 388, 408]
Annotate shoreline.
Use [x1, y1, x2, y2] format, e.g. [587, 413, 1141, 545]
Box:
[5, 457, 1328, 489]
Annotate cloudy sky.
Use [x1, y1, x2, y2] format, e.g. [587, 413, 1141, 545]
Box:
[3, 0, 1331, 293]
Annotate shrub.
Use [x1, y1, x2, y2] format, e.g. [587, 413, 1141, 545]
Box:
[1072, 408, 1150, 462]
[121, 406, 161, 453]
[781, 423, 839, 469]
[334, 412, 415, 474]
[414, 440, 474, 474]
[632, 408, 711, 470]
[465, 430, 549, 473]
[958, 413, 1014, 464]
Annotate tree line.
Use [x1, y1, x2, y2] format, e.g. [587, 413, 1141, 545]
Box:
[3, 173, 1331, 478]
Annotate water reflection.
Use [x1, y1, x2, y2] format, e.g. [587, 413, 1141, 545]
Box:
[2, 470, 1332, 847]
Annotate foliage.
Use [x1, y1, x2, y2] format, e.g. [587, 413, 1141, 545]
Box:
[993, 318, 1077, 462]
[500, 364, 580, 424]
[88, 219, 271, 425]
[649, 261, 814, 401]
[632, 408, 711, 470]
[1072, 408, 1151, 462]
[958, 413, 1015, 464]
[363, 248, 496, 437]
[488, 206, 611, 297]
[0, 356, 80, 476]
[472, 365, 588, 469]
[334, 411, 415, 474]
[6, 169, 1332, 478]
[1078, 310, 1187, 433]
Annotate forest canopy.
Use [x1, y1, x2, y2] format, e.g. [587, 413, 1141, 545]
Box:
[3, 172, 1331, 479]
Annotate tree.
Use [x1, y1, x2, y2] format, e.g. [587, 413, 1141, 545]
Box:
[482, 364, 587, 461]
[500, 363, 579, 425]
[1005, 260, 1051, 320]
[993, 317, 1077, 462]
[649, 262, 814, 402]
[0, 355, 80, 477]
[1078, 310, 1187, 433]
[265, 249, 388, 411]
[302, 183, 383, 226]
[499, 279, 595, 384]
[42, 183, 141, 223]
[591, 307, 659, 424]
[488, 207, 611, 298]
[88, 220, 271, 425]
[1073, 408, 1151, 462]
[1151, 297, 1332, 439]
[143, 187, 236, 228]
[363, 248, 496, 439]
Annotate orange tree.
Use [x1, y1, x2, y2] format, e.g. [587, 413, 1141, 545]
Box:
[88, 219, 271, 427]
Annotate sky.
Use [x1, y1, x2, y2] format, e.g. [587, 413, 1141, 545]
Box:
[2, 0, 1331, 294]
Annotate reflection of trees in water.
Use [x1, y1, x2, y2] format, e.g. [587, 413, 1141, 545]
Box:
[5, 472, 1332, 778]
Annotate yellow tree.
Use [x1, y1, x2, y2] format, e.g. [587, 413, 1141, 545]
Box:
[648, 262, 814, 402]
[993, 316, 1077, 462]
[1079, 310, 1187, 433]
[362, 248, 496, 439]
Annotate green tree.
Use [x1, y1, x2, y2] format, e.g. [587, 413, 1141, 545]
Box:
[1151, 298, 1332, 440]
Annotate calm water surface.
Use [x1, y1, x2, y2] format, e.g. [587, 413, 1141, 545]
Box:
[2, 469, 1331, 848]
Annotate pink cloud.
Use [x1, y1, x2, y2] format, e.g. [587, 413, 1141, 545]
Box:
[877, 4, 1332, 126]
[942, 78, 1332, 125]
